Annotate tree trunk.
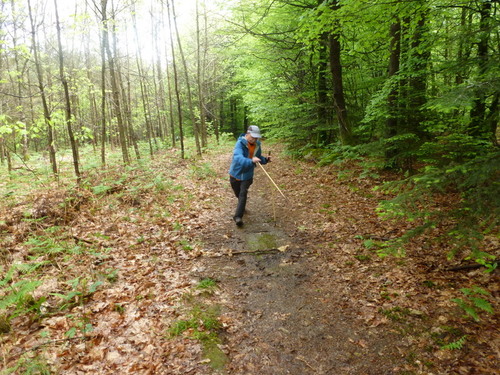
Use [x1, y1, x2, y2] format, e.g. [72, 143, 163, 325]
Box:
[102, 0, 129, 164]
[54, 0, 81, 183]
[387, 21, 401, 139]
[165, 56, 177, 147]
[469, 0, 492, 139]
[121, 61, 141, 160]
[196, 0, 208, 148]
[131, 7, 154, 157]
[171, 0, 202, 156]
[328, 1, 352, 145]
[9, 0, 29, 161]
[28, 0, 58, 176]
[230, 97, 237, 135]
[385, 20, 402, 166]
[153, 8, 168, 143]
[408, 8, 429, 139]
[99, 1, 107, 166]
[167, 0, 184, 158]
[160, 1, 176, 147]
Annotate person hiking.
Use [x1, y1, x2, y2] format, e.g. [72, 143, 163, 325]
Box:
[229, 125, 271, 226]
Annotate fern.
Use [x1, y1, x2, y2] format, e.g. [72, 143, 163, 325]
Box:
[92, 184, 113, 195]
[0, 279, 42, 310]
[469, 297, 494, 314]
[441, 335, 467, 350]
[452, 286, 494, 321]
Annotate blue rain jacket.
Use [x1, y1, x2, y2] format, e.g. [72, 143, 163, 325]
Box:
[229, 134, 268, 181]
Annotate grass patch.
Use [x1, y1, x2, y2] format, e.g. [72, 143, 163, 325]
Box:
[380, 306, 411, 322]
[169, 279, 227, 371]
[247, 233, 278, 251]
[197, 278, 218, 293]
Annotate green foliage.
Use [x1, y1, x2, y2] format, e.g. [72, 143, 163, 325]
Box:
[168, 279, 227, 370]
[168, 303, 222, 340]
[189, 162, 217, 180]
[196, 278, 218, 292]
[441, 335, 467, 351]
[451, 286, 494, 322]
[0, 278, 42, 312]
[1, 354, 51, 375]
[100, 268, 119, 283]
[25, 236, 67, 258]
[64, 317, 93, 339]
[51, 277, 103, 311]
[377, 146, 499, 266]
[379, 306, 411, 322]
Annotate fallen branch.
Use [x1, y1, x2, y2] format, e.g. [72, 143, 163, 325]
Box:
[13, 336, 87, 357]
[445, 264, 484, 272]
[230, 248, 282, 256]
[296, 355, 316, 371]
[72, 235, 95, 245]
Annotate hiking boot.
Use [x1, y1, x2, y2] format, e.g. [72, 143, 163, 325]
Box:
[234, 217, 243, 227]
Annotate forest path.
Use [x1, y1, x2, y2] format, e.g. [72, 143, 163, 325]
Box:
[191, 146, 408, 374]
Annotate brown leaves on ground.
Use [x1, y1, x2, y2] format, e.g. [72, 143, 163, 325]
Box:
[0, 143, 498, 374]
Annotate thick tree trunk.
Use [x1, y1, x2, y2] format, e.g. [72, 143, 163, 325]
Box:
[469, 0, 492, 139]
[385, 20, 402, 166]
[328, 1, 352, 145]
[408, 10, 429, 139]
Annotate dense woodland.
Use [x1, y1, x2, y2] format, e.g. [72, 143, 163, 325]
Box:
[0, 0, 498, 372]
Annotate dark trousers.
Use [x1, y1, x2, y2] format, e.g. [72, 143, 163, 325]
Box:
[230, 176, 253, 219]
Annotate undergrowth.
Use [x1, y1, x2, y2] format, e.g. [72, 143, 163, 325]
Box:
[0, 139, 229, 372]
[169, 278, 228, 371]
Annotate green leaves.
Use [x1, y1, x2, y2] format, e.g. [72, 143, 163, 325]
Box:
[452, 286, 494, 322]
[441, 335, 467, 350]
[0, 279, 42, 311]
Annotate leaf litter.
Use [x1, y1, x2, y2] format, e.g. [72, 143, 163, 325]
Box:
[0, 143, 498, 374]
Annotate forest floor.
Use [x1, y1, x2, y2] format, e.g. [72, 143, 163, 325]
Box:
[0, 141, 498, 374]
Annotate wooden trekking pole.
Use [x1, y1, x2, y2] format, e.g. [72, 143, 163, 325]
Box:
[257, 161, 287, 201]
[271, 177, 276, 224]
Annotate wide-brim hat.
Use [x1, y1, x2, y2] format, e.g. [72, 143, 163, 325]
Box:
[247, 125, 262, 138]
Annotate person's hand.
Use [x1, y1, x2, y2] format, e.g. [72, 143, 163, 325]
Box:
[252, 157, 261, 164]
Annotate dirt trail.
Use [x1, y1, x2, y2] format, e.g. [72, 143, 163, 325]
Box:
[191, 150, 408, 374]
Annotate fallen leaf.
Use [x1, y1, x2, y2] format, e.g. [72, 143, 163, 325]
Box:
[278, 245, 290, 252]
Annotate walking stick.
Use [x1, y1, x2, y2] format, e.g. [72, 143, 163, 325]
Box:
[257, 161, 287, 201]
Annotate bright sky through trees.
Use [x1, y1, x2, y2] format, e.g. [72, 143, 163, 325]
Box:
[20, 0, 205, 64]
